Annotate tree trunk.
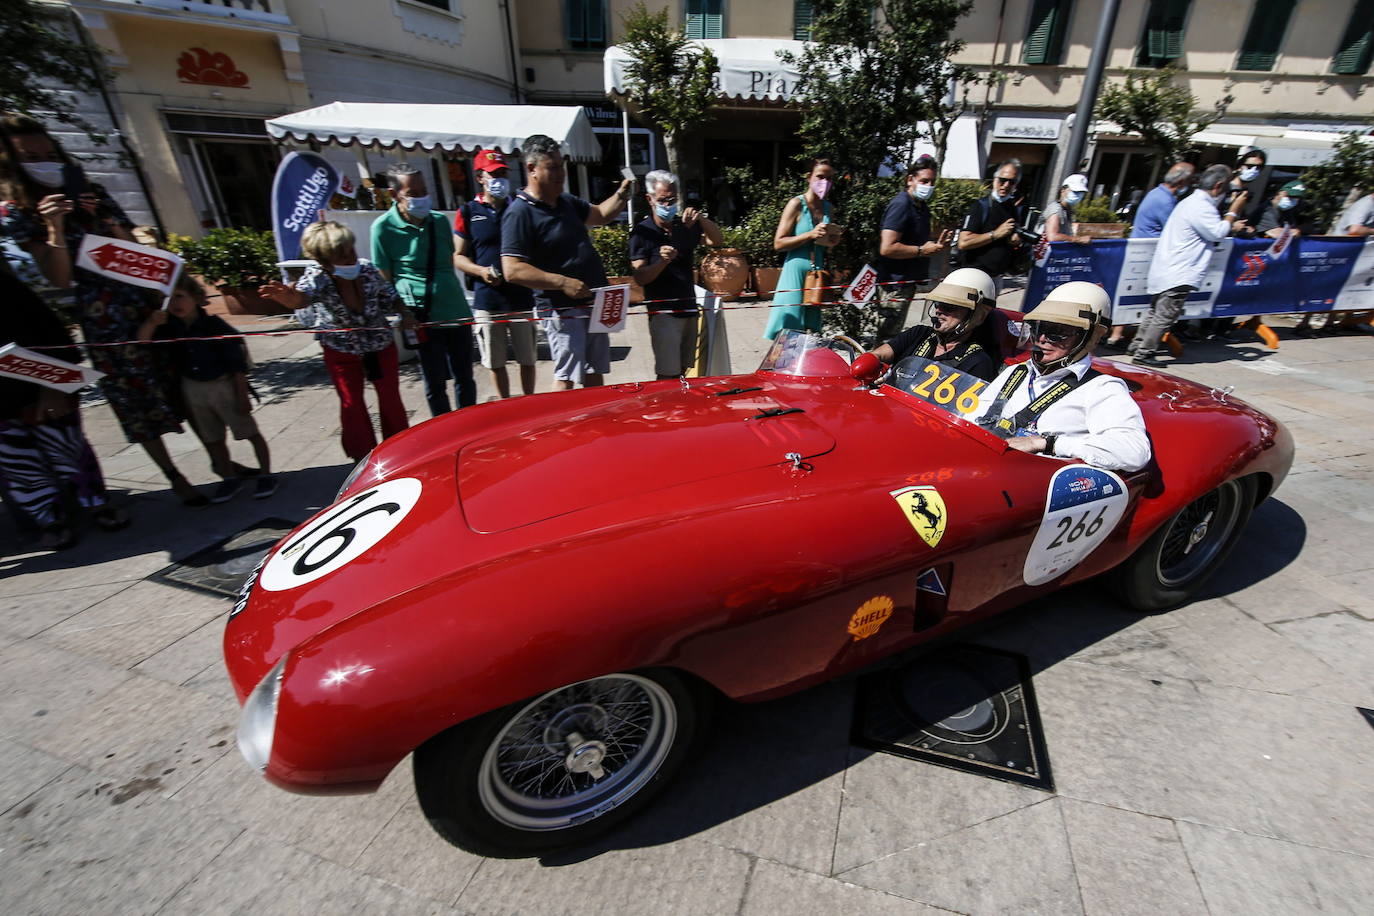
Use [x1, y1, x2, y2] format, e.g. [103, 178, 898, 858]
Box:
[665, 130, 681, 181]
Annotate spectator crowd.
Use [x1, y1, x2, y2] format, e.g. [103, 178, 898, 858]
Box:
[3, 107, 1373, 552]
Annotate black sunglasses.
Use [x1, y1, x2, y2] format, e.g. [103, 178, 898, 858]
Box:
[1029, 322, 1079, 345]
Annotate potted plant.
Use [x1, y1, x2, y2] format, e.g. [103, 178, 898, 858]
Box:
[1072, 195, 1128, 239]
[589, 223, 644, 303]
[171, 228, 282, 315]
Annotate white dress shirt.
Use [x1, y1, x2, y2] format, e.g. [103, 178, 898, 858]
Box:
[1146, 189, 1232, 295]
[967, 356, 1152, 472]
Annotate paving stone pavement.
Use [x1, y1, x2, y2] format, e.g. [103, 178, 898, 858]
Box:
[1, 298, 1372, 915]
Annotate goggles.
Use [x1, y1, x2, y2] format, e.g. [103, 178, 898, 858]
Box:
[1027, 321, 1080, 345]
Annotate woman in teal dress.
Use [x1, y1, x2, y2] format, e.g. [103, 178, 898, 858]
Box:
[764, 158, 843, 339]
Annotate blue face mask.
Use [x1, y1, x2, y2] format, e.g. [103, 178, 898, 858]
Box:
[485, 177, 510, 199]
[1065, 191, 1085, 206]
[1239, 166, 1261, 182]
[992, 189, 1012, 203]
[655, 202, 679, 221]
[332, 263, 361, 280]
[911, 183, 935, 201]
[404, 195, 432, 218]
[1277, 197, 1296, 210]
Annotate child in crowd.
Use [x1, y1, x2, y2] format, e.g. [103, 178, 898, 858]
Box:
[138, 275, 276, 502]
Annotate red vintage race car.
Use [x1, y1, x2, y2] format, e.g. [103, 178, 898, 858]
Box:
[224, 330, 1293, 857]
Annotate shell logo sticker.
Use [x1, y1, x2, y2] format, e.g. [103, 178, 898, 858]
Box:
[890, 485, 947, 547]
[848, 596, 895, 641]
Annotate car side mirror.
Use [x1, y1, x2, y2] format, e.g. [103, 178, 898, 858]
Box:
[850, 352, 884, 385]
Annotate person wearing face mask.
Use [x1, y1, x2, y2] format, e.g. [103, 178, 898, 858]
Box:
[966, 282, 1149, 472]
[629, 169, 723, 379]
[0, 113, 208, 507]
[1131, 164, 1248, 366]
[453, 150, 537, 398]
[873, 155, 953, 341]
[764, 157, 845, 340]
[1108, 162, 1197, 350]
[956, 159, 1026, 294]
[1226, 149, 1269, 238]
[261, 221, 410, 461]
[865, 268, 999, 382]
[1255, 180, 1317, 239]
[1041, 174, 1093, 245]
[370, 163, 474, 417]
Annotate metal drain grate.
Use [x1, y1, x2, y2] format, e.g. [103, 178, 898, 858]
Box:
[150, 518, 297, 598]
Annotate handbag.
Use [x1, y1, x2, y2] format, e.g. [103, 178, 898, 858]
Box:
[802, 201, 832, 306]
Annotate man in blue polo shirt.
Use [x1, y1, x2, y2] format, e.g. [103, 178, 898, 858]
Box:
[1131, 162, 1195, 240]
[629, 169, 723, 379]
[371, 164, 475, 416]
[874, 155, 953, 340]
[454, 149, 536, 398]
[501, 135, 634, 390]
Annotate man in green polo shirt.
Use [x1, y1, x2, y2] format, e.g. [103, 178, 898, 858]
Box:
[371, 164, 475, 416]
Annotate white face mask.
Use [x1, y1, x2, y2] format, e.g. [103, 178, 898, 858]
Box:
[485, 177, 510, 199]
[1065, 191, 1085, 206]
[1239, 166, 1260, 182]
[404, 195, 432, 218]
[331, 263, 362, 280]
[911, 183, 935, 201]
[22, 161, 65, 188]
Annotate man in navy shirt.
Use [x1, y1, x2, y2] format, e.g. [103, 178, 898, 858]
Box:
[454, 149, 536, 398]
[501, 135, 633, 390]
[629, 169, 723, 378]
[874, 155, 953, 340]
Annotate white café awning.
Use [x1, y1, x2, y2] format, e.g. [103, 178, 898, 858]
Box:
[265, 102, 602, 161]
[605, 38, 810, 103]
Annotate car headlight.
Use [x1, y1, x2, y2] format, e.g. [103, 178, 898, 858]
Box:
[336, 451, 373, 501]
[237, 655, 287, 773]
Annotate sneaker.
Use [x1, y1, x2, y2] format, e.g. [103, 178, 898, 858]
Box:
[211, 478, 244, 504]
[252, 475, 278, 499]
[1132, 354, 1167, 368]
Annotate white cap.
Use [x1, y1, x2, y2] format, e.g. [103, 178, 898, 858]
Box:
[1063, 174, 1089, 193]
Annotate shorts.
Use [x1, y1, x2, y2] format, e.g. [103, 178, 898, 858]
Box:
[475, 309, 537, 370]
[182, 375, 258, 445]
[544, 314, 610, 384]
[648, 313, 700, 377]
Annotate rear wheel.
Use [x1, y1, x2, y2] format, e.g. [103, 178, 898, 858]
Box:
[414, 670, 702, 857]
[1109, 476, 1255, 613]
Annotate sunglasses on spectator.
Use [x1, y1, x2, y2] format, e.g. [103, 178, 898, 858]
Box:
[993, 176, 1018, 185]
[1029, 322, 1079, 344]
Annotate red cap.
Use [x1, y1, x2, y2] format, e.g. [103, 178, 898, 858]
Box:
[473, 149, 507, 173]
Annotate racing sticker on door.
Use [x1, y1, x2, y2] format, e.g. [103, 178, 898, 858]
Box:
[891, 485, 947, 547]
[1023, 466, 1128, 586]
[260, 478, 423, 591]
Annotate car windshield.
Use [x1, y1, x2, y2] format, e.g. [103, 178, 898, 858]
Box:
[886, 355, 991, 419]
[757, 330, 861, 378]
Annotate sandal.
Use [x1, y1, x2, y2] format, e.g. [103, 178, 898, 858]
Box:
[92, 505, 131, 531]
[39, 523, 78, 551]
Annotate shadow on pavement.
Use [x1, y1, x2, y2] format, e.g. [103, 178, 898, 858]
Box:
[543, 495, 1306, 865]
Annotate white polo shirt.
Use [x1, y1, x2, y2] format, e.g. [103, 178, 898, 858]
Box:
[967, 355, 1151, 472]
[1146, 189, 1233, 295]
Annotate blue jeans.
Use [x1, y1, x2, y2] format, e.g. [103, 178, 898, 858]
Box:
[416, 324, 477, 416]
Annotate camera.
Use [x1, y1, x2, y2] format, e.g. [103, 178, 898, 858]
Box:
[1014, 207, 1043, 245]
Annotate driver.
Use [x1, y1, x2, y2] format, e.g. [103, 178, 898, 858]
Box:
[866, 268, 999, 381]
[965, 282, 1150, 472]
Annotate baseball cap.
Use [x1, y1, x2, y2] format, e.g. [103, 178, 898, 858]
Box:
[473, 149, 507, 173]
[1063, 173, 1089, 193]
[1281, 179, 1305, 198]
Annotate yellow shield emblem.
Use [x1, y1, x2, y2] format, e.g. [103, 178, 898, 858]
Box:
[848, 595, 894, 641]
[891, 485, 947, 547]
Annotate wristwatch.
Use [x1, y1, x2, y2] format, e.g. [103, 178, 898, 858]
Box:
[1042, 433, 1058, 456]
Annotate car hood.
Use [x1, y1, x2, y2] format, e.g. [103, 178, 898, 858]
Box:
[457, 384, 836, 532]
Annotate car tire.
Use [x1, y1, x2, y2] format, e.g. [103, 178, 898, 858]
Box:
[414, 669, 705, 858]
[1109, 476, 1256, 613]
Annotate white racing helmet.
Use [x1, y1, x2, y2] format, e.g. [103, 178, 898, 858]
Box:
[1020, 281, 1112, 371]
[921, 267, 997, 341]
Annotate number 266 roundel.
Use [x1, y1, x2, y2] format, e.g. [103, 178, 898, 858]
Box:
[260, 478, 423, 591]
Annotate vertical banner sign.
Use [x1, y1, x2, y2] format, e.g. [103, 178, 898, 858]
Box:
[271, 151, 341, 269]
[76, 234, 183, 296]
[0, 343, 105, 393]
[589, 284, 630, 333]
[842, 263, 879, 306]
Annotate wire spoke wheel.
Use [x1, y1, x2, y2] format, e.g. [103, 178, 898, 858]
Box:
[477, 674, 678, 832]
[1155, 480, 1243, 588]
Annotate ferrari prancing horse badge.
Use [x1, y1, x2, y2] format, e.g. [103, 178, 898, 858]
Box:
[890, 485, 947, 547]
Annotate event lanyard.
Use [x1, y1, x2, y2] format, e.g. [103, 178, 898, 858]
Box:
[985, 364, 1096, 434]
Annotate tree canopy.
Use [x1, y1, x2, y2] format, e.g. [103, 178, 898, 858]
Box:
[0, 1, 111, 142]
[1094, 68, 1232, 165]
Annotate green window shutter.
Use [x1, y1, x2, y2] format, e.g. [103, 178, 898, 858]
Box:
[1237, 0, 1296, 71]
[1142, 0, 1191, 62]
[685, 0, 724, 40]
[566, 0, 606, 49]
[1333, 0, 1374, 74]
[794, 0, 814, 41]
[1023, 0, 1073, 65]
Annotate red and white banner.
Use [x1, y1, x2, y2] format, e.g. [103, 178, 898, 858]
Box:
[842, 263, 879, 306]
[589, 284, 630, 333]
[0, 343, 104, 393]
[76, 234, 183, 296]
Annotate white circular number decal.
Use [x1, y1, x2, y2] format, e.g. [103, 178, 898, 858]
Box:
[260, 477, 423, 591]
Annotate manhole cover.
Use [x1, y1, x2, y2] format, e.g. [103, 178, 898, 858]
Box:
[852, 644, 1054, 791]
[151, 518, 297, 598]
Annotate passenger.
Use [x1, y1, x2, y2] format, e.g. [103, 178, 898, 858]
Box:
[866, 267, 999, 382]
[966, 282, 1150, 472]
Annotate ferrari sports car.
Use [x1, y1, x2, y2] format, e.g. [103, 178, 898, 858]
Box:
[224, 329, 1292, 857]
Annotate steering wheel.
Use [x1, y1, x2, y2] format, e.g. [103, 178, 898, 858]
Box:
[828, 335, 864, 364]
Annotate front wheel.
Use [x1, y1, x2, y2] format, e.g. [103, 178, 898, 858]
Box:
[1109, 476, 1255, 613]
[414, 670, 703, 857]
